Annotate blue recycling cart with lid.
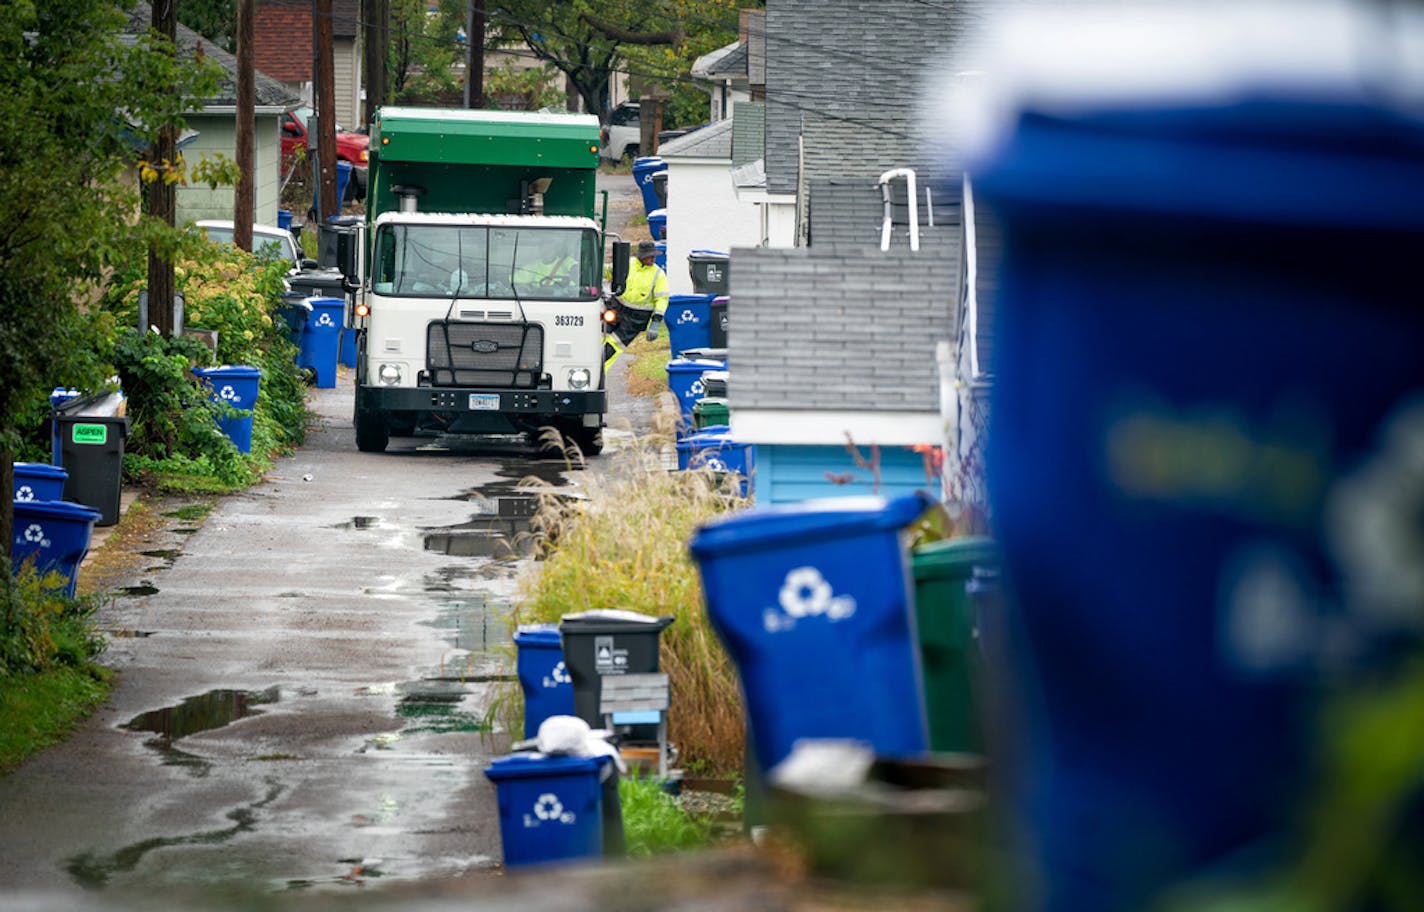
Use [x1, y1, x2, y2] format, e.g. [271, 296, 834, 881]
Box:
[10, 499, 102, 598]
[675, 425, 754, 496]
[665, 357, 726, 429]
[339, 326, 359, 369]
[484, 753, 613, 867]
[631, 157, 667, 216]
[655, 240, 666, 271]
[688, 492, 933, 773]
[514, 624, 576, 739]
[665, 294, 717, 356]
[13, 462, 68, 504]
[647, 208, 667, 241]
[298, 296, 345, 388]
[192, 366, 263, 454]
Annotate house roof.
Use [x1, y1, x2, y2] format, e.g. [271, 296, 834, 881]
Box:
[127, 3, 301, 111]
[807, 178, 961, 251]
[706, 42, 748, 78]
[727, 245, 958, 416]
[732, 101, 765, 167]
[658, 118, 733, 160]
[763, 0, 976, 196]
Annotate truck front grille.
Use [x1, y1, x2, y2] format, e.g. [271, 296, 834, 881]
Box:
[427, 321, 543, 388]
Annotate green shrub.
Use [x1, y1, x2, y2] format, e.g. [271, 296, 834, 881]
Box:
[619, 775, 717, 857]
[0, 559, 106, 678]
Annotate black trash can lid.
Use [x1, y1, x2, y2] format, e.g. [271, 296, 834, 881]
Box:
[559, 609, 674, 632]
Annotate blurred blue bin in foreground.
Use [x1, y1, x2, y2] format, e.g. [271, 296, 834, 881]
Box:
[484, 753, 613, 867]
[13, 462, 68, 504]
[298, 297, 345, 388]
[10, 499, 102, 598]
[688, 492, 933, 773]
[514, 624, 576, 740]
[957, 4, 1424, 909]
[192, 366, 262, 454]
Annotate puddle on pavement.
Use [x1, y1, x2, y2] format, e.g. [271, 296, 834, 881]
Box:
[173, 527, 200, 535]
[119, 584, 160, 598]
[423, 595, 511, 654]
[422, 495, 543, 558]
[141, 548, 180, 569]
[107, 629, 155, 638]
[122, 687, 282, 773]
[332, 515, 389, 531]
[395, 680, 486, 735]
[66, 782, 284, 889]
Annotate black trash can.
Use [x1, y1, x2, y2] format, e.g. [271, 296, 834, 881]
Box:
[317, 216, 361, 270]
[558, 610, 673, 742]
[688, 250, 730, 295]
[651, 171, 668, 209]
[53, 398, 129, 527]
[709, 295, 728, 347]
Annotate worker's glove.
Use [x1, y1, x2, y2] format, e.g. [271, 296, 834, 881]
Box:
[646, 313, 663, 342]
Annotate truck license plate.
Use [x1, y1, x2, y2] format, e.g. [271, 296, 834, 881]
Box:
[469, 393, 500, 411]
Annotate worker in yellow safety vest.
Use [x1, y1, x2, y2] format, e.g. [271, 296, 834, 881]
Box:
[603, 240, 669, 370]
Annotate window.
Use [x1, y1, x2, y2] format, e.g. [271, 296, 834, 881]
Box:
[372, 225, 600, 301]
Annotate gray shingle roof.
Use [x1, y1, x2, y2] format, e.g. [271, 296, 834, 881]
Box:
[707, 42, 748, 77]
[763, 0, 975, 196]
[658, 118, 733, 160]
[808, 179, 961, 251]
[732, 102, 765, 167]
[728, 246, 958, 412]
[127, 2, 301, 110]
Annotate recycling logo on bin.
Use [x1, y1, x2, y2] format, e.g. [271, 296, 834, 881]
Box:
[22, 524, 49, 547]
[542, 660, 571, 689]
[15, 485, 35, 502]
[595, 635, 630, 674]
[676, 310, 698, 325]
[763, 566, 857, 633]
[314, 312, 337, 329]
[219, 384, 243, 406]
[524, 792, 575, 827]
[686, 379, 704, 400]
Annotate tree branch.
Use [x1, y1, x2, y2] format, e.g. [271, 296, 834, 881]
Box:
[579, 12, 682, 46]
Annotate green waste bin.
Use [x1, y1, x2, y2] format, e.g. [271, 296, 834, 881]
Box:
[911, 537, 998, 753]
[692, 396, 728, 430]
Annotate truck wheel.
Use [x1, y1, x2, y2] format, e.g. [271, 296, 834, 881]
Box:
[571, 425, 603, 457]
[354, 399, 389, 453]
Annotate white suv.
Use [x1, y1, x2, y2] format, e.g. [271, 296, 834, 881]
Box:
[600, 102, 641, 163]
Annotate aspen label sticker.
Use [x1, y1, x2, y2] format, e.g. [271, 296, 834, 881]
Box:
[71, 423, 107, 445]
[542, 660, 571, 689]
[524, 792, 575, 827]
[594, 636, 629, 675]
[764, 566, 857, 633]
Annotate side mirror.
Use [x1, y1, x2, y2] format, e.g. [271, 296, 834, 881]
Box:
[301, 258, 319, 270]
[611, 240, 630, 295]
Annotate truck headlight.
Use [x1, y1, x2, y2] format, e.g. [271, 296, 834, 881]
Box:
[377, 363, 403, 386]
[567, 368, 591, 390]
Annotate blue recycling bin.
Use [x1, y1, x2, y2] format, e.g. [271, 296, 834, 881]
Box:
[675, 425, 754, 496]
[688, 492, 933, 773]
[647, 208, 666, 241]
[969, 62, 1424, 912]
[10, 499, 102, 598]
[339, 326, 359, 369]
[655, 240, 666, 272]
[298, 296, 345, 388]
[665, 357, 725, 428]
[193, 366, 262, 454]
[665, 294, 716, 356]
[312, 161, 352, 218]
[13, 462, 68, 504]
[484, 753, 612, 867]
[514, 624, 576, 739]
[277, 208, 293, 231]
[631, 157, 667, 217]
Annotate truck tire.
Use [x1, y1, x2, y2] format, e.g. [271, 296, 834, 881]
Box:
[354, 400, 389, 453]
[570, 425, 603, 457]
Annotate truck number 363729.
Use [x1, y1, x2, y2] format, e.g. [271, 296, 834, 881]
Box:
[554, 315, 584, 327]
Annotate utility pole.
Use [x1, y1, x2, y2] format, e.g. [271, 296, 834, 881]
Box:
[363, 0, 388, 125]
[146, 0, 178, 336]
[464, 0, 485, 109]
[314, 0, 338, 222]
[235, 0, 255, 251]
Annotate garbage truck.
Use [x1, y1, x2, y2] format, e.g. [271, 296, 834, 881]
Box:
[339, 107, 629, 454]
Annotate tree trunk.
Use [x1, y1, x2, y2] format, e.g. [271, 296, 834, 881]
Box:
[362, 0, 388, 124]
[147, 0, 178, 337]
[464, 0, 484, 109]
[315, 0, 338, 221]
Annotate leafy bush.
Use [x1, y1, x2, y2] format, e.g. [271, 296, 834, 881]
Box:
[0, 559, 106, 678]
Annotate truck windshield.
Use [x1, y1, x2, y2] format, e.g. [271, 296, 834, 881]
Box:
[371, 225, 600, 300]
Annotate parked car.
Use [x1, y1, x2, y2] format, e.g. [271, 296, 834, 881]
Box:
[280, 105, 369, 199]
[600, 102, 641, 163]
[196, 220, 314, 273]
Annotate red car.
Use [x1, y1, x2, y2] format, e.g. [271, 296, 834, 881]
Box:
[280, 105, 369, 198]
